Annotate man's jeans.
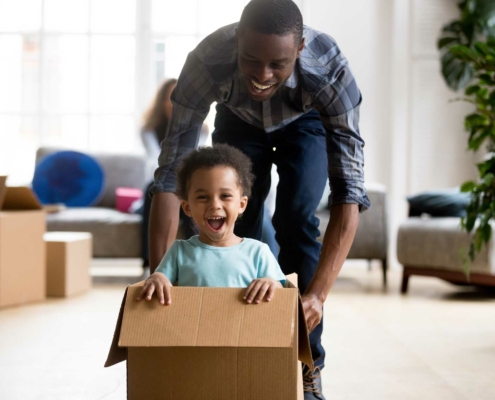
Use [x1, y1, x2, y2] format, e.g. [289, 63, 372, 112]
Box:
[213, 104, 328, 369]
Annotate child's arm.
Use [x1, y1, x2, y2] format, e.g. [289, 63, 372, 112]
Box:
[136, 241, 179, 305]
[244, 278, 283, 304]
[136, 272, 173, 305]
[243, 242, 286, 304]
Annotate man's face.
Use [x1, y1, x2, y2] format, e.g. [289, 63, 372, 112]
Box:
[237, 29, 304, 101]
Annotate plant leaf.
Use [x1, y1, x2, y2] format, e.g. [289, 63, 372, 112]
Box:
[461, 181, 477, 192]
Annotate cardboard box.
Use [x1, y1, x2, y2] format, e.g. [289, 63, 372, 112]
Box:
[0, 176, 46, 308]
[44, 232, 92, 297]
[105, 274, 313, 400]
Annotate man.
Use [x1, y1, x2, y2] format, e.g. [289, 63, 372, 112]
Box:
[149, 0, 370, 398]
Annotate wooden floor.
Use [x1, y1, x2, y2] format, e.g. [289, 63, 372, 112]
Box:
[1, 261, 494, 400]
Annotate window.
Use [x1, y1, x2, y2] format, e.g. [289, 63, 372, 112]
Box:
[0, 0, 305, 184]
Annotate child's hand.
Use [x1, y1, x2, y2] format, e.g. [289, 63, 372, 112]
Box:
[136, 272, 173, 305]
[244, 278, 283, 304]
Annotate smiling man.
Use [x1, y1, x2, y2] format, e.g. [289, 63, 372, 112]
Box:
[149, 1, 370, 398]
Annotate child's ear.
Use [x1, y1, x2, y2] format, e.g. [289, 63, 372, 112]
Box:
[181, 200, 192, 217]
[238, 196, 248, 215]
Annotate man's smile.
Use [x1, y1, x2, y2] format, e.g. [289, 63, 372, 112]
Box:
[251, 79, 275, 91]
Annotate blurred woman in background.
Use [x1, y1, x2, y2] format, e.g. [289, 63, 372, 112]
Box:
[141, 79, 177, 166]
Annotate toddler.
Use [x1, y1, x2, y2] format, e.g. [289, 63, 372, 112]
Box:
[136, 144, 285, 305]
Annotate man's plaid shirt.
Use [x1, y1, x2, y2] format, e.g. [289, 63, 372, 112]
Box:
[153, 23, 370, 211]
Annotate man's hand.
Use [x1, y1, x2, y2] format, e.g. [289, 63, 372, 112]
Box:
[136, 272, 173, 305]
[244, 278, 282, 304]
[301, 293, 323, 333]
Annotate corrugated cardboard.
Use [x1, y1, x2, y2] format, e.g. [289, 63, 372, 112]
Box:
[105, 274, 313, 400]
[44, 232, 92, 297]
[0, 177, 46, 308]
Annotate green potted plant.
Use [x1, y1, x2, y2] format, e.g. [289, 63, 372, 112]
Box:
[438, 0, 495, 266]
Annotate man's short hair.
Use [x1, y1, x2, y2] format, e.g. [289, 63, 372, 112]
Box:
[238, 0, 303, 44]
[176, 144, 254, 200]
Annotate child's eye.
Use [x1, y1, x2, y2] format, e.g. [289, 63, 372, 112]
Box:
[196, 195, 207, 200]
[221, 194, 232, 199]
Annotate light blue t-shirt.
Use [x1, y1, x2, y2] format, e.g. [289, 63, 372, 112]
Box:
[155, 236, 286, 287]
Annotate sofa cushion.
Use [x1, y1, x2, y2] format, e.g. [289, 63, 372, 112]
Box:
[407, 189, 469, 217]
[36, 147, 148, 208]
[46, 208, 142, 258]
[397, 217, 495, 275]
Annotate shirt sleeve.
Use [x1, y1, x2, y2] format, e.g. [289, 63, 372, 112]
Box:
[312, 65, 371, 212]
[155, 241, 179, 283]
[151, 52, 218, 194]
[256, 243, 286, 284]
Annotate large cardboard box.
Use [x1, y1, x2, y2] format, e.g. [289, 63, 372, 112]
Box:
[44, 232, 92, 297]
[105, 275, 313, 400]
[0, 176, 46, 308]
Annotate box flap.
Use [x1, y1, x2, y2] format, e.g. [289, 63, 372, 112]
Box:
[104, 288, 128, 367]
[118, 283, 298, 348]
[1, 186, 42, 211]
[0, 176, 6, 210]
[297, 294, 314, 369]
[285, 273, 298, 288]
[284, 273, 314, 369]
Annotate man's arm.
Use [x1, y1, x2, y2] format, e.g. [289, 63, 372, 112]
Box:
[305, 60, 370, 331]
[149, 192, 181, 273]
[302, 203, 359, 332]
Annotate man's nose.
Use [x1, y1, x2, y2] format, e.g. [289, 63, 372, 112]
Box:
[253, 65, 273, 83]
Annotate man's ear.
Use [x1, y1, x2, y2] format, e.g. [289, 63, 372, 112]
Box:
[238, 196, 248, 215]
[296, 37, 305, 58]
[181, 200, 192, 217]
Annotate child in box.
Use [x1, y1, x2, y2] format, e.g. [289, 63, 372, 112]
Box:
[137, 144, 285, 304]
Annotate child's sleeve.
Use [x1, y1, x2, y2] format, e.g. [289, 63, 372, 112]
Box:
[155, 241, 179, 284]
[257, 243, 286, 285]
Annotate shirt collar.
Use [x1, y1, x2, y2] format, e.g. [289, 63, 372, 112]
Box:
[283, 65, 298, 89]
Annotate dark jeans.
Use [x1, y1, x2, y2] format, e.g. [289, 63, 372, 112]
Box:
[213, 104, 328, 369]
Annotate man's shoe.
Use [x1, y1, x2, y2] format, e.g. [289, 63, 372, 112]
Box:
[303, 365, 326, 400]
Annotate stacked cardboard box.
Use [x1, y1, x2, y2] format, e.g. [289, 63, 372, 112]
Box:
[45, 232, 92, 297]
[0, 176, 46, 308]
[105, 275, 312, 400]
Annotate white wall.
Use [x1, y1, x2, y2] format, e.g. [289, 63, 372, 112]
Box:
[305, 0, 479, 266]
[306, 0, 394, 186]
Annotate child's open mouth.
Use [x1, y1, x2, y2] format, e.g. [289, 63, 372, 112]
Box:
[206, 217, 225, 231]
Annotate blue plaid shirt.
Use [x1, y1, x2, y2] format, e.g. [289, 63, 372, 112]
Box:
[153, 23, 370, 211]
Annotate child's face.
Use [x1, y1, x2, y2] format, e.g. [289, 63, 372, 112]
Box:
[181, 166, 248, 246]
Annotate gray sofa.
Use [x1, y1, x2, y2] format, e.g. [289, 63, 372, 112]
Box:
[397, 217, 495, 292]
[316, 183, 389, 286]
[36, 147, 149, 258]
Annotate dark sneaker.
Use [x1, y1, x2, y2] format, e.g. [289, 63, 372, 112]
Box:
[303, 365, 326, 400]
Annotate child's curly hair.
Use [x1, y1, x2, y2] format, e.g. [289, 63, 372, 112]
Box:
[176, 144, 255, 200]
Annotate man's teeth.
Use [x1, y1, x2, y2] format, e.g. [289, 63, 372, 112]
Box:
[252, 80, 273, 90]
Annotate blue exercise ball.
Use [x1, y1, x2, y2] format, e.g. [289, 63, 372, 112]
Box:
[33, 151, 105, 207]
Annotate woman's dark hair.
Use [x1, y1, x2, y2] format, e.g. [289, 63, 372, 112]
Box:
[176, 144, 255, 200]
[142, 78, 177, 133]
[238, 0, 303, 44]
